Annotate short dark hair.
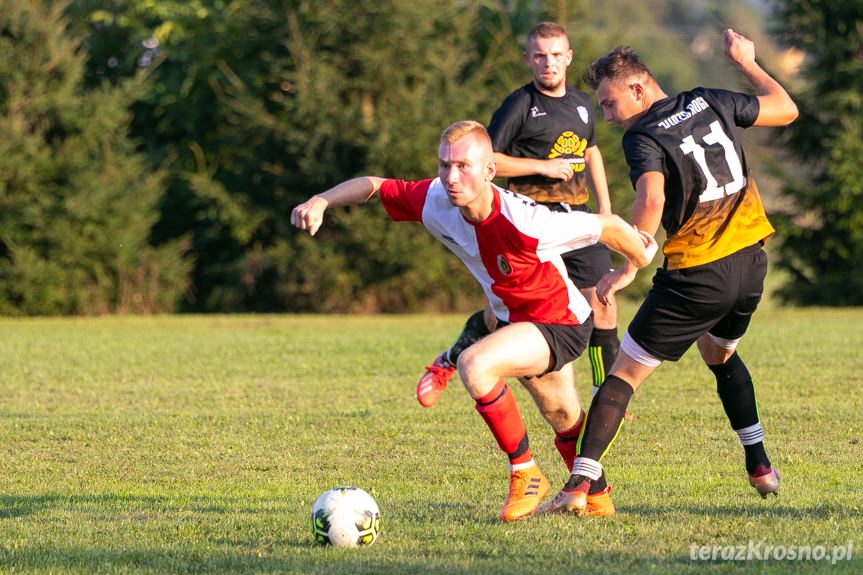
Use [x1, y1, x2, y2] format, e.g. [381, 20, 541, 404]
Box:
[583, 46, 652, 90]
[526, 22, 568, 45]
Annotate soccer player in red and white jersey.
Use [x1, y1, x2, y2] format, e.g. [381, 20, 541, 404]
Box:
[537, 30, 798, 516]
[292, 120, 657, 521]
[417, 22, 626, 421]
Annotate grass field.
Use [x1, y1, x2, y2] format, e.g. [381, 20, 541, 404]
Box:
[0, 307, 861, 574]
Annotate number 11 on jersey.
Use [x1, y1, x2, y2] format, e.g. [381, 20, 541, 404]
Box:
[680, 120, 746, 203]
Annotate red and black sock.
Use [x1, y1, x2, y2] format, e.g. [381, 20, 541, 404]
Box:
[475, 379, 532, 467]
[554, 411, 585, 472]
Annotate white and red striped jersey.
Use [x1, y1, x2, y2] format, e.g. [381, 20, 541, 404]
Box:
[378, 178, 601, 325]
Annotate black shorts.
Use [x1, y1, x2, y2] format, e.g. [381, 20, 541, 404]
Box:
[626, 243, 767, 362]
[544, 203, 613, 288]
[497, 316, 594, 376]
[562, 243, 613, 288]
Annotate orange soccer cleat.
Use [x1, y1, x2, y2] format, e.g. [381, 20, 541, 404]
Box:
[416, 352, 455, 408]
[583, 486, 616, 517]
[500, 465, 549, 522]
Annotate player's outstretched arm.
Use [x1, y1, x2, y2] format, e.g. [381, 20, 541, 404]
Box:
[595, 171, 664, 304]
[291, 176, 385, 236]
[493, 152, 575, 181]
[723, 28, 798, 127]
[595, 214, 658, 269]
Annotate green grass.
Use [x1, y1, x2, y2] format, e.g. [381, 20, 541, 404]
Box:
[0, 309, 861, 574]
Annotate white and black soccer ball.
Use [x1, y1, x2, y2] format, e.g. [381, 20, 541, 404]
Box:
[311, 486, 380, 548]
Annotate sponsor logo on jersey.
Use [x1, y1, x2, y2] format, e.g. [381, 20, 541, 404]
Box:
[529, 106, 547, 118]
[497, 254, 513, 275]
[577, 105, 589, 124]
[657, 96, 711, 129]
[502, 188, 538, 207]
[547, 131, 588, 172]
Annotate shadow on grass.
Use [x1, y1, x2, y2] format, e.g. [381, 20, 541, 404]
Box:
[0, 492, 266, 519]
[3, 544, 859, 575]
[618, 502, 860, 519]
[2, 493, 859, 574]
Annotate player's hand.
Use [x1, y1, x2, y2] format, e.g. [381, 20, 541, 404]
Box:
[723, 28, 756, 71]
[291, 196, 328, 236]
[542, 158, 577, 181]
[597, 267, 636, 306]
[634, 225, 659, 265]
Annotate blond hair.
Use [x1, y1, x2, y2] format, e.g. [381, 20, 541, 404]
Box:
[440, 120, 491, 145]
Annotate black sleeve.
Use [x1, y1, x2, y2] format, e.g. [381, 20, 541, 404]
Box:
[622, 131, 665, 188]
[487, 90, 527, 154]
[702, 88, 760, 128]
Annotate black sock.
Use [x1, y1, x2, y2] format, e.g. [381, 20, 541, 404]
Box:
[709, 352, 770, 474]
[564, 471, 608, 494]
[579, 375, 634, 461]
[589, 328, 620, 389]
[588, 471, 607, 495]
[445, 310, 491, 365]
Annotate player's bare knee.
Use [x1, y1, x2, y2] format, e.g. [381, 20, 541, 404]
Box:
[697, 333, 738, 365]
[593, 303, 617, 328]
[456, 347, 488, 393]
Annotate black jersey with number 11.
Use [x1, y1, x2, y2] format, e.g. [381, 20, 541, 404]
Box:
[622, 87, 775, 270]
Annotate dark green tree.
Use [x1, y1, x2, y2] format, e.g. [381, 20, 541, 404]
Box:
[770, 0, 863, 305]
[69, 0, 531, 312]
[0, 0, 190, 315]
[63, 0, 777, 312]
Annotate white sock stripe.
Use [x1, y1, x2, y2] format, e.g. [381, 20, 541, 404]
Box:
[510, 459, 535, 472]
[736, 422, 765, 446]
[571, 457, 603, 480]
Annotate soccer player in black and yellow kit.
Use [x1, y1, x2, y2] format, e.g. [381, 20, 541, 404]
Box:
[538, 29, 799, 515]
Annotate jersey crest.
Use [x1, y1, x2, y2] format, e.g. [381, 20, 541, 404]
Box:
[496, 254, 513, 276]
[577, 105, 589, 124]
[548, 131, 588, 173]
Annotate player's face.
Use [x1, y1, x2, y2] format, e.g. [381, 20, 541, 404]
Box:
[525, 35, 572, 93]
[438, 135, 495, 218]
[596, 78, 644, 129]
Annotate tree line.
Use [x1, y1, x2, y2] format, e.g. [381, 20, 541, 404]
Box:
[0, 0, 860, 315]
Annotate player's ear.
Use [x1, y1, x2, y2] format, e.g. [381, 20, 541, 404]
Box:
[630, 82, 645, 102]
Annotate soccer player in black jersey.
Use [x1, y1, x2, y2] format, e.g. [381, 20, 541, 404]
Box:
[537, 29, 798, 515]
[417, 24, 628, 479]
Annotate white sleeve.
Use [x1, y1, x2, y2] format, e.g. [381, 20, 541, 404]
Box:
[536, 210, 602, 252]
[497, 188, 602, 253]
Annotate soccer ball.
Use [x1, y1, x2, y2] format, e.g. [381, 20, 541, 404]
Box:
[311, 486, 380, 548]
